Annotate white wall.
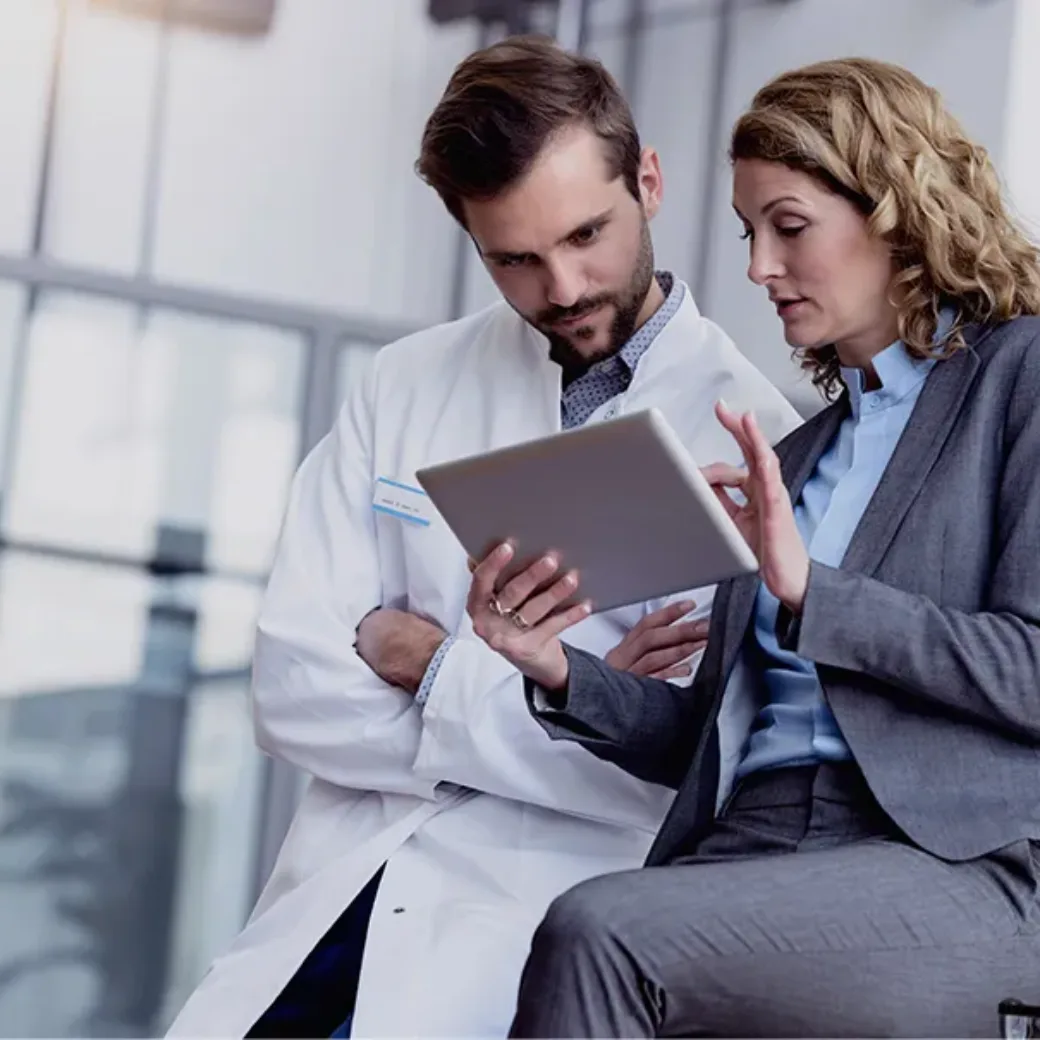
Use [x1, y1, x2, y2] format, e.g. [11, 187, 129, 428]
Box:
[1001, 0, 1040, 240]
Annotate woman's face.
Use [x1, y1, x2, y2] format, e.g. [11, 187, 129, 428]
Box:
[732, 158, 899, 363]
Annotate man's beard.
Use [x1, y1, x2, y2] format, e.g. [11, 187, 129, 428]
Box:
[534, 219, 656, 375]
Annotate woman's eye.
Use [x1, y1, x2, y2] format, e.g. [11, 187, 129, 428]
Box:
[777, 224, 807, 238]
[739, 227, 753, 241]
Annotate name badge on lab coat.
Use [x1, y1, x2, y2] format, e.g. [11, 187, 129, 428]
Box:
[372, 477, 434, 527]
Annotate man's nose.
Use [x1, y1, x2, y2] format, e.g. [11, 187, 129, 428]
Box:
[544, 258, 585, 309]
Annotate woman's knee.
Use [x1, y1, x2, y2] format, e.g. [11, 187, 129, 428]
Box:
[533, 871, 643, 954]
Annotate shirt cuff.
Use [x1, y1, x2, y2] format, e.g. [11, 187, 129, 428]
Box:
[525, 675, 569, 713]
[414, 635, 455, 711]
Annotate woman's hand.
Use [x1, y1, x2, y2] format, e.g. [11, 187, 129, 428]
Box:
[466, 543, 591, 690]
[704, 400, 810, 613]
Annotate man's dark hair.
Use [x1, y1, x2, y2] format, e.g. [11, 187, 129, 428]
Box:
[416, 35, 642, 227]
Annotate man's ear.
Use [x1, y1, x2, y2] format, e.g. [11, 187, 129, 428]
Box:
[638, 146, 664, 220]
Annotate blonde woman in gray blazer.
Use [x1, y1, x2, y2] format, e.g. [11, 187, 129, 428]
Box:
[468, 58, 1040, 1037]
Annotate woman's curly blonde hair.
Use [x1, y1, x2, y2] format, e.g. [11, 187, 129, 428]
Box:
[730, 57, 1040, 398]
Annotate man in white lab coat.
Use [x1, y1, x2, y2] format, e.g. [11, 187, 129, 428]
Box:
[167, 35, 802, 1039]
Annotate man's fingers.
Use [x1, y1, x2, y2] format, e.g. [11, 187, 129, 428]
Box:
[640, 599, 696, 631]
[650, 663, 694, 681]
[631, 640, 705, 676]
[629, 620, 708, 657]
[611, 610, 704, 670]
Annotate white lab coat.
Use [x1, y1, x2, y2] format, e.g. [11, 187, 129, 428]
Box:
[167, 287, 802, 1038]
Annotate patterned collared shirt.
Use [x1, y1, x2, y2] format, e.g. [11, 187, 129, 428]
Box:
[559, 271, 683, 428]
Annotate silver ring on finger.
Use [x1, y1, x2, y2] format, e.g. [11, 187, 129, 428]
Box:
[488, 594, 514, 619]
[511, 611, 531, 632]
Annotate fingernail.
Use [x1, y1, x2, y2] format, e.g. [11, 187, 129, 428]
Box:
[497, 542, 514, 559]
[541, 553, 558, 568]
[580, 600, 592, 614]
[563, 572, 578, 587]
[717, 397, 731, 412]
[679, 599, 696, 612]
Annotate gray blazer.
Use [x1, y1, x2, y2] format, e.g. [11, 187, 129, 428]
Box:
[533, 317, 1040, 866]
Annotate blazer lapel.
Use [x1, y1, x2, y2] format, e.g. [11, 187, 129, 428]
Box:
[779, 396, 849, 501]
[841, 344, 982, 576]
[717, 398, 848, 671]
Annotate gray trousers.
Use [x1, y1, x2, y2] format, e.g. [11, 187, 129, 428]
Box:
[510, 763, 1040, 1038]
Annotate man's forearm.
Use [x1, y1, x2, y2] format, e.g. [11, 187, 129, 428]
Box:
[355, 607, 449, 695]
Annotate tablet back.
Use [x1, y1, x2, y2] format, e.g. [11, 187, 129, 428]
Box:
[416, 408, 758, 613]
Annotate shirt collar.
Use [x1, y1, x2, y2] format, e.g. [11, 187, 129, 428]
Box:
[584, 271, 684, 380]
[840, 309, 951, 420]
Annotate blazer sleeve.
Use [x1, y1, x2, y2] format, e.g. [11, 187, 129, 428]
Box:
[783, 343, 1040, 743]
[527, 644, 709, 789]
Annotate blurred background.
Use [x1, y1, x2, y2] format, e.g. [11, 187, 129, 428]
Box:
[0, 0, 1034, 1035]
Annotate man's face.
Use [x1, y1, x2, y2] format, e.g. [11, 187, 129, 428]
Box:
[463, 125, 663, 367]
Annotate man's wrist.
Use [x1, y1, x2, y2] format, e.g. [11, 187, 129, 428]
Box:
[396, 628, 448, 694]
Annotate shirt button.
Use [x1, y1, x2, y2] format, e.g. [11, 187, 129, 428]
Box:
[393, 907, 405, 914]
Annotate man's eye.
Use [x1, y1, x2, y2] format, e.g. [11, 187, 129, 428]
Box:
[572, 225, 602, 246]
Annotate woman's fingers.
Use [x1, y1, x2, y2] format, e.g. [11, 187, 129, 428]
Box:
[495, 552, 561, 613]
[702, 464, 747, 521]
[701, 462, 748, 488]
[535, 599, 593, 641]
[715, 400, 756, 472]
[742, 412, 788, 513]
[467, 542, 514, 614]
[742, 412, 779, 478]
[515, 570, 581, 627]
[487, 597, 590, 651]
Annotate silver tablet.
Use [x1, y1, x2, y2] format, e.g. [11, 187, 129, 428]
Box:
[415, 408, 758, 614]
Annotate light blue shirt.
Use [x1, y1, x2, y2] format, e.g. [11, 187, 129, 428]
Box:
[736, 338, 937, 779]
[415, 274, 686, 709]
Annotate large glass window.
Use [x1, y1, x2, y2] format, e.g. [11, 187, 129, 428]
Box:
[0, 1, 56, 256]
[3, 293, 302, 571]
[0, 292, 305, 1037]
